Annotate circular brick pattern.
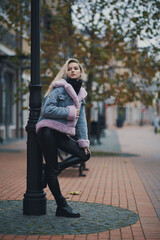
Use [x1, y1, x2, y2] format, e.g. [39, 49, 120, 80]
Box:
[0, 200, 138, 235]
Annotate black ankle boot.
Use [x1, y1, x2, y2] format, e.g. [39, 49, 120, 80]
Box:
[56, 197, 80, 218]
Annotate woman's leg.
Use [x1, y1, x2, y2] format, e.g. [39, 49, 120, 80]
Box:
[37, 127, 62, 205]
[37, 127, 80, 218]
[57, 133, 90, 171]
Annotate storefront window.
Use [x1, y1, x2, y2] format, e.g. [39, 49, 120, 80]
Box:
[5, 72, 13, 125]
[0, 71, 13, 125]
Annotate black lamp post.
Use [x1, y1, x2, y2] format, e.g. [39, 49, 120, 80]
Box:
[23, 0, 47, 215]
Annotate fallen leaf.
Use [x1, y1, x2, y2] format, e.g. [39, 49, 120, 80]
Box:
[68, 191, 81, 195]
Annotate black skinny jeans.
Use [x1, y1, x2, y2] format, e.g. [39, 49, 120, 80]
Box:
[37, 127, 90, 206]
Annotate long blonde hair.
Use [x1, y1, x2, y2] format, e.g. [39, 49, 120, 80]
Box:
[44, 58, 85, 97]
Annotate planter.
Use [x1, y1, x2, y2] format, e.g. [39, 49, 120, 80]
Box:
[116, 119, 124, 128]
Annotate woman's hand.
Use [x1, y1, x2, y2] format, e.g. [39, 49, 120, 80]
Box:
[76, 109, 80, 118]
[84, 147, 91, 155]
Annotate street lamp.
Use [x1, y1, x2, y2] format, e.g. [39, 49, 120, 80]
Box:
[23, 0, 47, 215]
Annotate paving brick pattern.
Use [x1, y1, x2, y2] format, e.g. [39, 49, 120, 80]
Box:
[0, 148, 160, 239]
[117, 125, 160, 225]
[132, 157, 160, 219]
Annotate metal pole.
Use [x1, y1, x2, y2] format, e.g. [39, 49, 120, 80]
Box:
[23, 0, 47, 215]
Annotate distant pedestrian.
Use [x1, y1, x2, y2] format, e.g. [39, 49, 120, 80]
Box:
[36, 58, 91, 218]
[154, 114, 159, 134]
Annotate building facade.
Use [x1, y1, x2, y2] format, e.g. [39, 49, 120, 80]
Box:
[0, 6, 30, 142]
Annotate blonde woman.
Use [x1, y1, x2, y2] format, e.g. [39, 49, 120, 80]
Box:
[36, 58, 91, 218]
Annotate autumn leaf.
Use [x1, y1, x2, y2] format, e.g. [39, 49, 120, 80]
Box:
[68, 191, 81, 195]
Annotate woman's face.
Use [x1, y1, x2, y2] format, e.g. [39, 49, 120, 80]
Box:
[67, 62, 81, 80]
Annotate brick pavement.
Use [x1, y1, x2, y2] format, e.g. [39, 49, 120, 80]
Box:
[0, 126, 160, 239]
[132, 157, 160, 220]
[117, 125, 160, 223]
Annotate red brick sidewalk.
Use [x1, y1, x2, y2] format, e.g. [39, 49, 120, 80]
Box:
[0, 148, 160, 240]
